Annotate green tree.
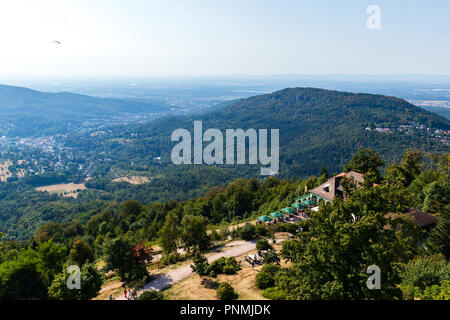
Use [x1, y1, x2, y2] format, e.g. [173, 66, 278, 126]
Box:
[418, 280, 450, 300]
[232, 223, 256, 240]
[120, 200, 143, 218]
[280, 240, 302, 263]
[256, 239, 272, 251]
[159, 212, 180, 258]
[399, 254, 450, 299]
[191, 254, 210, 276]
[210, 229, 221, 242]
[48, 263, 103, 300]
[262, 250, 280, 265]
[400, 150, 424, 186]
[255, 264, 281, 289]
[69, 239, 95, 266]
[0, 250, 48, 300]
[428, 210, 450, 259]
[103, 238, 148, 282]
[103, 237, 131, 280]
[274, 200, 417, 300]
[320, 166, 329, 179]
[36, 240, 67, 283]
[421, 180, 449, 214]
[344, 149, 384, 182]
[181, 215, 210, 253]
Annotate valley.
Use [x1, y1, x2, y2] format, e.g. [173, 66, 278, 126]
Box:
[0, 84, 449, 303]
[0, 86, 449, 240]
[1, 0, 449, 305]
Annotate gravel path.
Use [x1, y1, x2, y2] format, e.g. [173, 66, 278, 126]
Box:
[116, 239, 268, 300]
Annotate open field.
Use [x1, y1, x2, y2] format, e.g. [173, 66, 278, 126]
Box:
[35, 183, 87, 198]
[112, 176, 150, 185]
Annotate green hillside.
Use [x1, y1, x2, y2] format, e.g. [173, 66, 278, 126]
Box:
[74, 87, 449, 178]
[0, 84, 169, 136]
[1, 88, 449, 240]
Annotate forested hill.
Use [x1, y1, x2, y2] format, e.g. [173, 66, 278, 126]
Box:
[0, 84, 169, 136]
[1, 88, 449, 240]
[73, 87, 450, 178]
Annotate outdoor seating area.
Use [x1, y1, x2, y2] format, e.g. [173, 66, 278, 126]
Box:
[281, 207, 297, 217]
[244, 249, 272, 266]
[256, 201, 311, 226]
[295, 196, 318, 207]
[245, 253, 263, 266]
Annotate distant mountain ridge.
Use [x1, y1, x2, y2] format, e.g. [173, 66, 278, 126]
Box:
[0, 84, 170, 136]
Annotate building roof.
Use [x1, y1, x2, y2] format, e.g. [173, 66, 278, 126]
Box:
[384, 208, 438, 228]
[406, 208, 438, 227]
[309, 171, 364, 201]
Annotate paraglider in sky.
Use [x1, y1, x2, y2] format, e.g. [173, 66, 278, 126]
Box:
[51, 40, 62, 48]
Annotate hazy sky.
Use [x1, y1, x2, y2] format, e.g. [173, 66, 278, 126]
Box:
[0, 0, 449, 78]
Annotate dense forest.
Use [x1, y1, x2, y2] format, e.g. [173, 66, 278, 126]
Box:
[65, 87, 449, 176]
[1, 88, 449, 240]
[0, 149, 449, 300]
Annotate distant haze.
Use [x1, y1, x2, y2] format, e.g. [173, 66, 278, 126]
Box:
[0, 0, 449, 78]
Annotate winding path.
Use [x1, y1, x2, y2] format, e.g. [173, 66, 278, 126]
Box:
[116, 239, 281, 300]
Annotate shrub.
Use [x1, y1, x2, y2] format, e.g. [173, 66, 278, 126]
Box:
[200, 278, 219, 289]
[255, 264, 281, 289]
[223, 264, 237, 275]
[210, 229, 222, 242]
[161, 252, 179, 266]
[272, 222, 299, 234]
[138, 290, 163, 300]
[236, 224, 256, 240]
[262, 250, 280, 265]
[254, 224, 268, 237]
[216, 282, 236, 300]
[256, 239, 272, 251]
[399, 254, 450, 299]
[191, 254, 209, 276]
[207, 257, 240, 276]
[418, 280, 450, 300]
[192, 256, 240, 277]
[262, 287, 286, 300]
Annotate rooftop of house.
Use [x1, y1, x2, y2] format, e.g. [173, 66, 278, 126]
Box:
[309, 171, 364, 201]
[384, 208, 438, 228]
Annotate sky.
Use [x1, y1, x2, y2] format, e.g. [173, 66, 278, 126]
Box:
[0, 0, 449, 78]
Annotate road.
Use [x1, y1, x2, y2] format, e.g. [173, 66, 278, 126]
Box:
[116, 238, 282, 300]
